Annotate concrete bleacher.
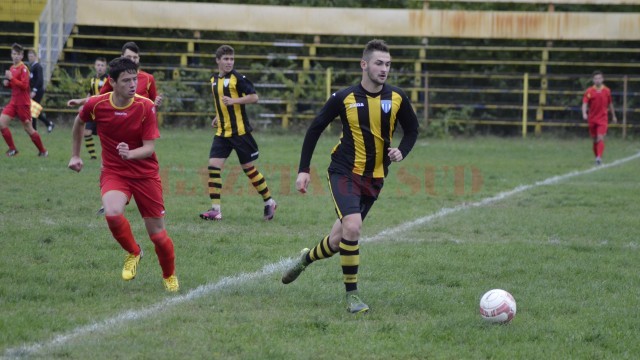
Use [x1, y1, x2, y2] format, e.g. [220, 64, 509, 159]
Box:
[2, 7, 639, 135]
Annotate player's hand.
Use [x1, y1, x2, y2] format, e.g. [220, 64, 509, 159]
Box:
[221, 96, 234, 106]
[612, 117, 618, 124]
[30, 91, 36, 99]
[4, 70, 11, 80]
[211, 117, 218, 127]
[582, 113, 588, 121]
[154, 94, 163, 107]
[67, 98, 82, 107]
[68, 156, 83, 172]
[117, 142, 130, 160]
[388, 148, 404, 162]
[2, 79, 8, 87]
[296, 172, 311, 194]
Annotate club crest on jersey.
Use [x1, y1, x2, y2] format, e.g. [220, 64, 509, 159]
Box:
[224, 79, 230, 87]
[381, 100, 392, 114]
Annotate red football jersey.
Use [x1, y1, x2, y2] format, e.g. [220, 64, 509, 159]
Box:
[583, 85, 612, 124]
[80, 93, 160, 178]
[99, 70, 157, 101]
[4, 61, 30, 106]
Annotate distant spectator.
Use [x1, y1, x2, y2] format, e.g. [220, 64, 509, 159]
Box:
[27, 49, 55, 132]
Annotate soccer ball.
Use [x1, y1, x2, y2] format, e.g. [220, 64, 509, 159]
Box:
[479, 289, 516, 324]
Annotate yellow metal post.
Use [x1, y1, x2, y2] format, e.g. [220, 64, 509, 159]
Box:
[622, 75, 628, 139]
[424, 71, 429, 128]
[33, 21, 39, 50]
[535, 49, 548, 136]
[522, 72, 529, 138]
[283, 102, 292, 129]
[325, 67, 332, 99]
[412, 48, 425, 103]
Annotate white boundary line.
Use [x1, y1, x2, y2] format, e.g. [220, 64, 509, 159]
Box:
[4, 152, 640, 359]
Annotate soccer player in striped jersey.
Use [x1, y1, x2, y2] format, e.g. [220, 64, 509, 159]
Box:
[1, 43, 48, 157]
[582, 70, 617, 166]
[281, 39, 419, 314]
[199, 45, 276, 221]
[68, 57, 178, 292]
[75, 57, 108, 160]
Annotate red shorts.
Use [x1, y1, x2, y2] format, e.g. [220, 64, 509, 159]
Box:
[100, 172, 166, 218]
[1, 103, 31, 122]
[589, 122, 607, 138]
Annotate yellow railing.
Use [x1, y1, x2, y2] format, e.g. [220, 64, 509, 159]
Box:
[2, 28, 638, 136]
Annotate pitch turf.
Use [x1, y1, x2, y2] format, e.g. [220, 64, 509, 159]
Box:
[1, 127, 640, 359]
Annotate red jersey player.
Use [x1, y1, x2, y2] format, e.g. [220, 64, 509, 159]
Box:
[68, 57, 178, 292]
[67, 42, 162, 107]
[582, 70, 617, 165]
[1, 43, 47, 157]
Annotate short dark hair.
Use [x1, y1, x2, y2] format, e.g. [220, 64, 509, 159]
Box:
[11, 43, 23, 53]
[27, 49, 37, 56]
[121, 42, 140, 55]
[95, 56, 107, 63]
[362, 39, 389, 61]
[108, 57, 138, 81]
[215, 45, 234, 59]
[592, 70, 603, 77]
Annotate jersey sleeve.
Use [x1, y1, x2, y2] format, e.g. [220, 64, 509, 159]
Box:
[147, 74, 157, 101]
[31, 64, 43, 93]
[582, 89, 590, 104]
[141, 101, 160, 140]
[298, 93, 342, 173]
[99, 77, 113, 94]
[395, 92, 419, 159]
[236, 74, 256, 95]
[78, 97, 95, 123]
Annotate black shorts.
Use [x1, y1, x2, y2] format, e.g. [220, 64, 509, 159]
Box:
[209, 133, 259, 165]
[328, 171, 384, 220]
[85, 121, 97, 134]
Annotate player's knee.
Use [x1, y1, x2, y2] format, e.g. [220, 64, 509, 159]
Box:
[208, 158, 224, 169]
[341, 217, 362, 239]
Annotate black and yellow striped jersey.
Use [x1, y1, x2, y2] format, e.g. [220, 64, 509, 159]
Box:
[299, 83, 419, 179]
[89, 74, 108, 96]
[210, 69, 256, 137]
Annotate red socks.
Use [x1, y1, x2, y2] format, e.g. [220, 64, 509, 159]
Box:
[593, 141, 604, 158]
[105, 214, 141, 255]
[30, 132, 46, 152]
[596, 141, 604, 158]
[1, 128, 16, 150]
[149, 230, 176, 278]
[106, 215, 175, 278]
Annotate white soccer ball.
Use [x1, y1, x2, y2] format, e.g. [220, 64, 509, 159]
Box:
[479, 289, 516, 324]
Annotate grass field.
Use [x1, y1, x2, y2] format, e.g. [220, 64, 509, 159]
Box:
[1, 126, 640, 359]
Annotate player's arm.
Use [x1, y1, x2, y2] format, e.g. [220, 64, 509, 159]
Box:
[99, 79, 113, 95]
[296, 95, 340, 193]
[391, 95, 419, 162]
[148, 75, 163, 107]
[31, 65, 43, 98]
[609, 99, 617, 124]
[222, 93, 258, 106]
[68, 115, 86, 172]
[581, 91, 589, 121]
[12, 67, 30, 90]
[117, 139, 155, 160]
[67, 96, 89, 107]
